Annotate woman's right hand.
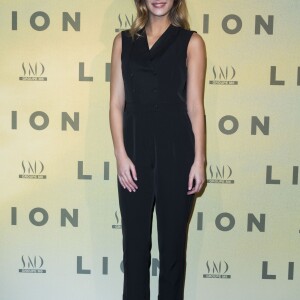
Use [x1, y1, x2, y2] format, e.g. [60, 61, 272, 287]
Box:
[116, 153, 138, 192]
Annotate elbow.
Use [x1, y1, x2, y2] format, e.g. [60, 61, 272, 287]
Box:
[187, 101, 204, 117]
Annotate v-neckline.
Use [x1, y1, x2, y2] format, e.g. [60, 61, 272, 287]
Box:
[144, 23, 173, 52]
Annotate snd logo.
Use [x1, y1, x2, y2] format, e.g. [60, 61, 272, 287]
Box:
[208, 165, 234, 184]
[112, 210, 122, 229]
[203, 260, 231, 279]
[19, 62, 47, 81]
[115, 14, 135, 32]
[19, 255, 46, 273]
[19, 160, 46, 179]
[209, 66, 238, 85]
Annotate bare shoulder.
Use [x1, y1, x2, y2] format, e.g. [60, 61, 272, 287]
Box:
[188, 32, 206, 56]
[112, 31, 122, 50]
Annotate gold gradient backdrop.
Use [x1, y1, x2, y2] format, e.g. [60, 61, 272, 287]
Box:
[0, 1, 299, 299]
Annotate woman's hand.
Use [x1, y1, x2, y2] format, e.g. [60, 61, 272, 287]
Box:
[187, 160, 206, 195]
[117, 153, 138, 192]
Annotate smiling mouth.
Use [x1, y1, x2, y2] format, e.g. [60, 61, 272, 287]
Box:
[152, 2, 167, 8]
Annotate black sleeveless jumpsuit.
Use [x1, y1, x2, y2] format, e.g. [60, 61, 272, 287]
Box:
[118, 23, 197, 300]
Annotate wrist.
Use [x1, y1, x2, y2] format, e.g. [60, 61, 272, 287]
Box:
[194, 156, 206, 164]
[114, 148, 127, 159]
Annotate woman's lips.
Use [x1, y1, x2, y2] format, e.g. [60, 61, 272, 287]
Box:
[152, 2, 167, 9]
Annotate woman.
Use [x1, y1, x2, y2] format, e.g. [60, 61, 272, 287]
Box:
[109, 0, 206, 299]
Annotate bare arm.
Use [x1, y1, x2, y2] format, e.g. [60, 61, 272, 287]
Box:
[109, 32, 138, 192]
[109, 32, 126, 158]
[186, 32, 207, 193]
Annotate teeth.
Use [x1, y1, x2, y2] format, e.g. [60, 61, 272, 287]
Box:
[153, 3, 165, 7]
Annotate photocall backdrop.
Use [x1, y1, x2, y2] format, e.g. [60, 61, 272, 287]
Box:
[0, 1, 299, 299]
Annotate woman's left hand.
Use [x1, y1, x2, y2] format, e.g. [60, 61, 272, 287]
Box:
[187, 160, 206, 194]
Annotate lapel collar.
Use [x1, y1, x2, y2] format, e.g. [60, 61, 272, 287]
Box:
[137, 24, 180, 60]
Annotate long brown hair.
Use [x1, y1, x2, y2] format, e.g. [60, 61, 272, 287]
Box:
[128, 0, 191, 40]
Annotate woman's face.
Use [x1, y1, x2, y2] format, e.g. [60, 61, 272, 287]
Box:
[144, 0, 175, 17]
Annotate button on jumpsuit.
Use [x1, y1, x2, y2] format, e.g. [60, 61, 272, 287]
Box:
[118, 24, 197, 300]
